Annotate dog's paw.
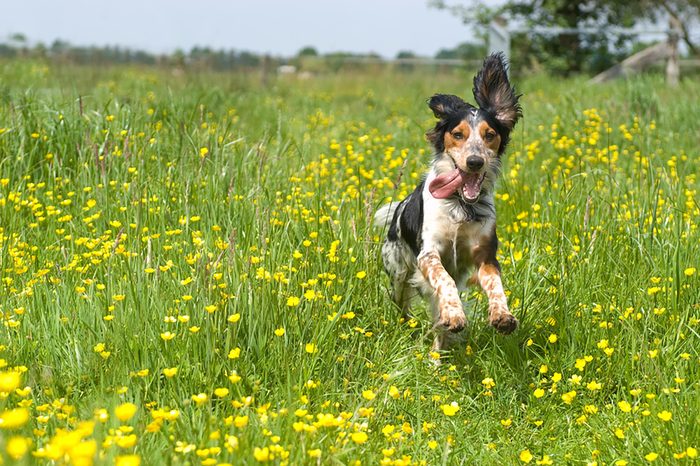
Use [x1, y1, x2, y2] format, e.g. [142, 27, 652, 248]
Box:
[489, 309, 518, 334]
[436, 304, 466, 333]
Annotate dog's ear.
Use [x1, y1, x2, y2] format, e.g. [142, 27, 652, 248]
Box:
[472, 53, 522, 130]
[427, 94, 467, 120]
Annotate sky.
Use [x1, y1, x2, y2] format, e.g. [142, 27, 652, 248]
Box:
[1, 0, 477, 58]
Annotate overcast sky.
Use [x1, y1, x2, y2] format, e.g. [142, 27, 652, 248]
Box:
[1, 0, 478, 58]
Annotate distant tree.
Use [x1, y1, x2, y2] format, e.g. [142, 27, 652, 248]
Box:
[435, 42, 486, 60]
[32, 42, 47, 58]
[9, 33, 28, 57]
[8, 33, 27, 47]
[172, 49, 186, 67]
[396, 50, 417, 59]
[395, 50, 417, 71]
[297, 46, 318, 57]
[51, 40, 71, 55]
[431, 0, 699, 74]
[652, 0, 699, 54]
[0, 44, 17, 58]
[237, 51, 260, 67]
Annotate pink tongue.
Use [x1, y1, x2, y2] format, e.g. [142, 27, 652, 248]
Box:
[429, 169, 468, 199]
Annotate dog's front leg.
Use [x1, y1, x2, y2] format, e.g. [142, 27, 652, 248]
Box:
[477, 261, 518, 334]
[417, 251, 466, 334]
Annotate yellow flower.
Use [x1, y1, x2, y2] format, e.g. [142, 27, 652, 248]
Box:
[561, 390, 577, 404]
[233, 415, 248, 428]
[356, 271, 367, 279]
[191, 393, 208, 406]
[116, 455, 142, 466]
[687, 447, 697, 459]
[440, 402, 460, 416]
[6, 436, 30, 460]
[199, 147, 209, 157]
[362, 390, 376, 401]
[214, 388, 230, 398]
[160, 331, 175, 341]
[0, 371, 21, 394]
[95, 408, 109, 423]
[519, 449, 533, 463]
[116, 434, 137, 448]
[227, 313, 241, 323]
[228, 371, 242, 384]
[644, 452, 658, 462]
[617, 400, 632, 413]
[684, 267, 696, 277]
[351, 431, 368, 444]
[163, 367, 178, 378]
[115, 402, 138, 422]
[657, 410, 672, 422]
[533, 388, 545, 398]
[274, 327, 285, 337]
[388, 386, 400, 399]
[482, 377, 496, 389]
[548, 333, 558, 343]
[586, 380, 602, 391]
[305, 343, 317, 354]
[0, 408, 29, 429]
[228, 347, 241, 359]
[253, 446, 270, 461]
[286, 296, 300, 307]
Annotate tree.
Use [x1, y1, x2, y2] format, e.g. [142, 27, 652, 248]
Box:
[435, 42, 486, 60]
[395, 50, 418, 71]
[653, 0, 699, 54]
[431, 0, 699, 74]
[297, 46, 318, 57]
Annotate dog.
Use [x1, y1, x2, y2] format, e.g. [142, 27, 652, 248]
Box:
[374, 52, 522, 352]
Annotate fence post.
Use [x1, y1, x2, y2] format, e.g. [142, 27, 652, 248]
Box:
[666, 16, 680, 86]
[488, 16, 511, 63]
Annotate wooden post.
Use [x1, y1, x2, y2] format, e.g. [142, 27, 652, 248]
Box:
[488, 16, 511, 64]
[666, 17, 680, 86]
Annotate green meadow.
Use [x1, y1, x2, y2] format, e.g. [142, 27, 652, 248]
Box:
[0, 60, 698, 465]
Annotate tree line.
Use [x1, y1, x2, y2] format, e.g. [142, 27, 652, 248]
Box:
[0, 34, 487, 72]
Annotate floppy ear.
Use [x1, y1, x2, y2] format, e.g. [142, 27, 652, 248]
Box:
[472, 52, 522, 130]
[426, 94, 469, 152]
[427, 94, 468, 120]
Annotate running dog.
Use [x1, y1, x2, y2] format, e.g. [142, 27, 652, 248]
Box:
[375, 52, 522, 351]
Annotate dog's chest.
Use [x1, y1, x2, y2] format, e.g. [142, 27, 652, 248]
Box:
[423, 201, 493, 276]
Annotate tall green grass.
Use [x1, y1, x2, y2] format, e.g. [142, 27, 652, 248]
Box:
[0, 60, 697, 465]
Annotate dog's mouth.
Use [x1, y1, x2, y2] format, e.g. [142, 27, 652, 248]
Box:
[428, 168, 485, 202]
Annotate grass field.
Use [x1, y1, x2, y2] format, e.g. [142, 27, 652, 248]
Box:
[0, 60, 698, 465]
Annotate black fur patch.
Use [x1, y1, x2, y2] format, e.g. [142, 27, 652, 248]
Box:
[388, 180, 425, 256]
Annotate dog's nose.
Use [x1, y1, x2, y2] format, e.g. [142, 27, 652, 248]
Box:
[466, 156, 484, 171]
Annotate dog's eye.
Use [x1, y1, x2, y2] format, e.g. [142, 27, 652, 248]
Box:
[452, 132, 464, 140]
[484, 131, 496, 142]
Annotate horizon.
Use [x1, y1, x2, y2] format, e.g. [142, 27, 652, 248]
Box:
[0, 0, 478, 60]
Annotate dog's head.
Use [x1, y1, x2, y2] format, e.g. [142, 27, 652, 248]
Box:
[426, 52, 521, 202]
